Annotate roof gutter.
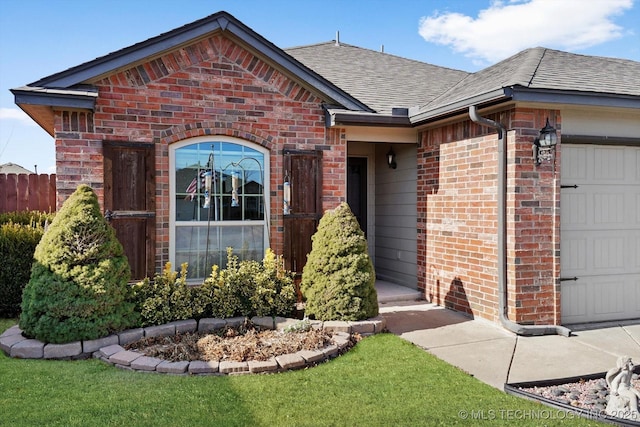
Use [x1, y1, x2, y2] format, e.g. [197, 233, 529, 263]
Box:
[325, 106, 411, 127]
[11, 86, 98, 110]
[469, 105, 571, 337]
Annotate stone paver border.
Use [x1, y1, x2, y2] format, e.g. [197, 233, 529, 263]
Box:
[0, 315, 386, 375]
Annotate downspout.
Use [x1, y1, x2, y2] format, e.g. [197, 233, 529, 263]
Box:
[469, 106, 571, 337]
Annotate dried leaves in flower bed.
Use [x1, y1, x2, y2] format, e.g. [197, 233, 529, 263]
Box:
[125, 323, 336, 363]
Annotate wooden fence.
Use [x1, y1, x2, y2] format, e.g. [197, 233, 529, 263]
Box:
[0, 174, 57, 213]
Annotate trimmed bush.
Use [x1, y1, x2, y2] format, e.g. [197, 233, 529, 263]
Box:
[300, 202, 378, 321]
[133, 248, 296, 326]
[0, 211, 54, 317]
[19, 185, 138, 343]
[132, 263, 198, 327]
[251, 248, 296, 317]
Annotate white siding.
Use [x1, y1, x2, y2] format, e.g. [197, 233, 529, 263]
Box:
[374, 144, 417, 288]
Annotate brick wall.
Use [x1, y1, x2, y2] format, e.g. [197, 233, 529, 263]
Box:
[417, 108, 562, 325]
[52, 33, 343, 271]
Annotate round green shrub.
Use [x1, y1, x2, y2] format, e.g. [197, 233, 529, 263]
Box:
[19, 185, 138, 343]
[300, 202, 378, 321]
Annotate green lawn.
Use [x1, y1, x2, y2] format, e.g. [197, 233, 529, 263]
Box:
[0, 319, 603, 426]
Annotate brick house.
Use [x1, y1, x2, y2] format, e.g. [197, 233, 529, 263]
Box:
[12, 11, 640, 331]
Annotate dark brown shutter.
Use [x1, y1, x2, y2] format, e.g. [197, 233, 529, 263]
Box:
[103, 141, 156, 280]
[283, 150, 322, 274]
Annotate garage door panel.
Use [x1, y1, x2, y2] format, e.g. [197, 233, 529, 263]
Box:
[561, 282, 587, 319]
[562, 230, 637, 276]
[561, 144, 640, 324]
[562, 275, 637, 323]
[593, 146, 626, 182]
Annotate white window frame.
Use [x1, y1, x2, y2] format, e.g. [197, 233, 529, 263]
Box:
[169, 135, 270, 276]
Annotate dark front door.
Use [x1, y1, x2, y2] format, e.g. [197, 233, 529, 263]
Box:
[103, 141, 155, 280]
[283, 150, 322, 275]
[347, 157, 367, 235]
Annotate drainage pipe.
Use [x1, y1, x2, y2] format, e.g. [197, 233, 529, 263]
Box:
[469, 105, 571, 337]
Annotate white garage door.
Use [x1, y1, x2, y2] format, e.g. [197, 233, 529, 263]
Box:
[561, 144, 640, 324]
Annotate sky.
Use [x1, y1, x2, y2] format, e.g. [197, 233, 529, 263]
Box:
[0, 0, 638, 174]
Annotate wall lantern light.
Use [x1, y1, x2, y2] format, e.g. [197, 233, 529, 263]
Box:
[533, 118, 558, 165]
[387, 146, 397, 169]
[283, 172, 291, 215]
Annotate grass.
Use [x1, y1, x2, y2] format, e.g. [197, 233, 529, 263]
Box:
[0, 319, 604, 427]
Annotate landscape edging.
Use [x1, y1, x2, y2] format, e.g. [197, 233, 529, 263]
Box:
[0, 316, 387, 375]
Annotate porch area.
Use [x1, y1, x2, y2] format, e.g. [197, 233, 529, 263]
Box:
[375, 280, 423, 304]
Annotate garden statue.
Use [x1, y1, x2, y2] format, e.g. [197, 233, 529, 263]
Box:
[605, 356, 640, 421]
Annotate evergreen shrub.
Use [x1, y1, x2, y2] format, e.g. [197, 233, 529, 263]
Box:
[0, 211, 53, 317]
[19, 185, 138, 343]
[300, 202, 378, 321]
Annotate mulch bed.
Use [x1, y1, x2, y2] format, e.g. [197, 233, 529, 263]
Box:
[125, 322, 348, 363]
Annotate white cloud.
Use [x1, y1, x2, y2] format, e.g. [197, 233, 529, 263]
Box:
[418, 0, 634, 64]
[0, 107, 36, 126]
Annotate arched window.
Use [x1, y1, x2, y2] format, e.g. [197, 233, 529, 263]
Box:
[170, 136, 269, 279]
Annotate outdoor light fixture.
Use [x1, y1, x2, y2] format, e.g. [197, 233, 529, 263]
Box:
[387, 146, 397, 169]
[533, 118, 558, 165]
[283, 173, 291, 215]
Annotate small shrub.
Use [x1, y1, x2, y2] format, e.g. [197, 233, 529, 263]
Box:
[251, 249, 296, 317]
[135, 248, 297, 323]
[283, 318, 311, 333]
[301, 202, 378, 321]
[133, 263, 199, 327]
[19, 185, 138, 343]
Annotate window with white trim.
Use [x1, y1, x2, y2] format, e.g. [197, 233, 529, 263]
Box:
[170, 137, 269, 279]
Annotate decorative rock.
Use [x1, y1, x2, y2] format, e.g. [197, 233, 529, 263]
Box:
[275, 353, 306, 370]
[349, 321, 375, 334]
[219, 361, 249, 374]
[198, 318, 226, 333]
[10, 339, 44, 359]
[310, 320, 323, 330]
[83, 335, 119, 354]
[118, 328, 144, 346]
[225, 317, 245, 328]
[323, 320, 352, 334]
[0, 333, 28, 354]
[323, 344, 339, 358]
[98, 344, 124, 359]
[44, 341, 82, 359]
[189, 360, 219, 374]
[248, 359, 278, 373]
[109, 350, 142, 366]
[131, 356, 164, 371]
[296, 349, 325, 364]
[369, 315, 387, 333]
[251, 316, 275, 329]
[0, 325, 23, 337]
[170, 319, 197, 334]
[333, 332, 351, 350]
[157, 360, 189, 374]
[144, 324, 176, 338]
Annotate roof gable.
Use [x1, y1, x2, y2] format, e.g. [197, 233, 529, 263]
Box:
[14, 11, 370, 116]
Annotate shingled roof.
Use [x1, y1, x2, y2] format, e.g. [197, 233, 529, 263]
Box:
[12, 11, 640, 131]
[285, 42, 468, 114]
[414, 47, 640, 121]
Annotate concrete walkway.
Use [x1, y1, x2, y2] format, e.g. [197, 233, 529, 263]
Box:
[375, 281, 640, 390]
